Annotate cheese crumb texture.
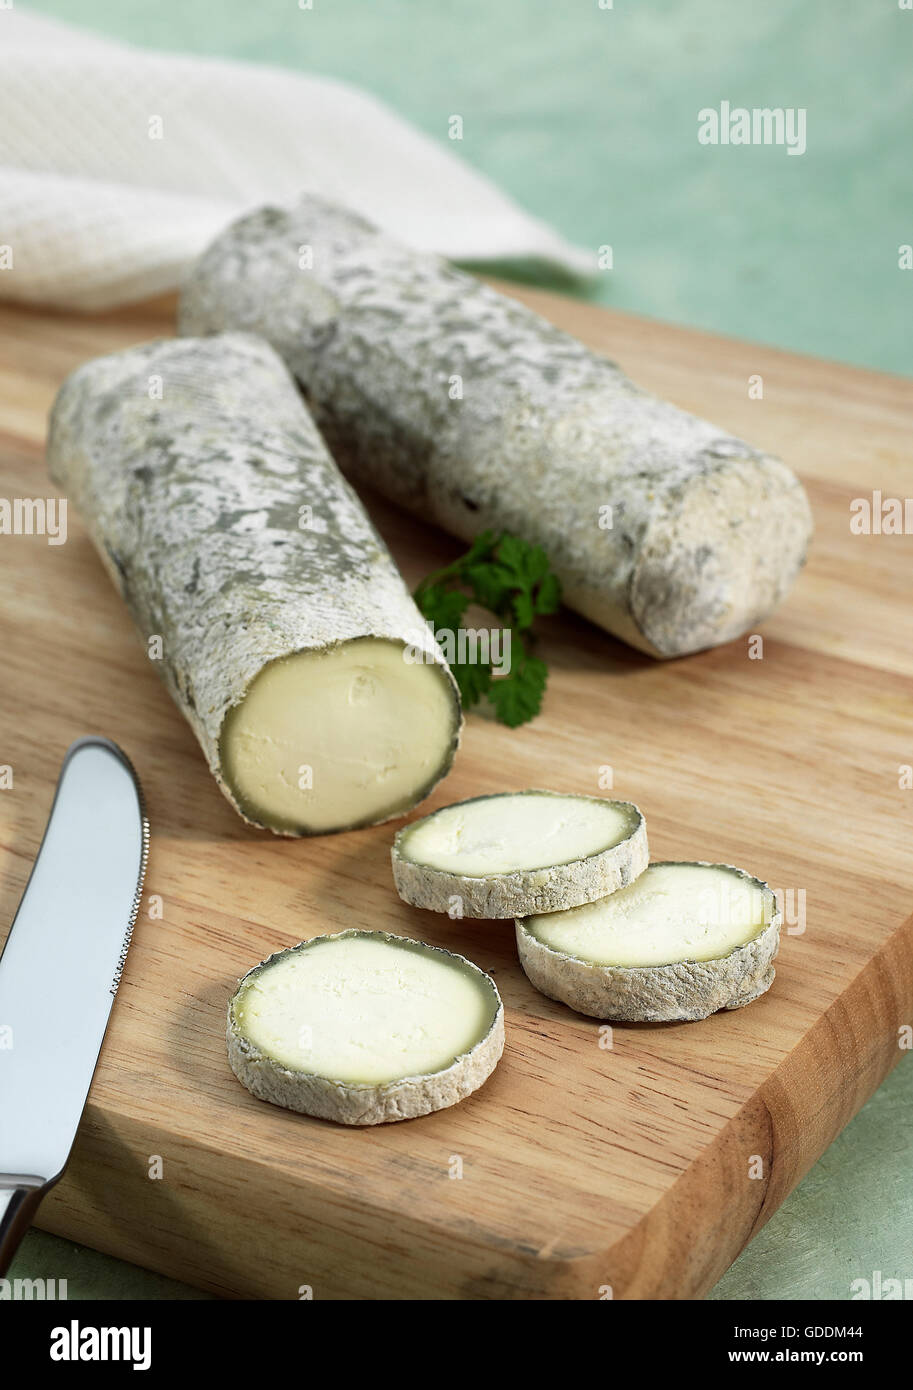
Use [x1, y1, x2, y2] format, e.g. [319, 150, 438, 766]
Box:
[398, 791, 636, 877]
[527, 862, 774, 966]
[233, 933, 499, 1085]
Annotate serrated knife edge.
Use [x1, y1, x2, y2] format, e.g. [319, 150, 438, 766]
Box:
[0, 736, 149, 1274]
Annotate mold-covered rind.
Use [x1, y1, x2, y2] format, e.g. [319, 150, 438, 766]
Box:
[180, 197, 813, 658]
[46, 333, 460, 834]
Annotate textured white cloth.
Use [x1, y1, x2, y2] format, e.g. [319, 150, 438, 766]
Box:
[0, 8, 593, 311]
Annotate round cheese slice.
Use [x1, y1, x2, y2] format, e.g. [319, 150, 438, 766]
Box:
[516, 861, 780, 1022]
[227, 930, 504, 1124]
[391, 790, 648, 918]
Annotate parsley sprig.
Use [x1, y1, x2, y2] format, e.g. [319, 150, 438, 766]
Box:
[414, 531, 561, 728]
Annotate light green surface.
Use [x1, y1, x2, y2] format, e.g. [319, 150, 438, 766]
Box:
[11, 0, 912, 1301]
[8, 1230, 214, 1301]
[29, 0, 913, 375]
[711, 1056, 913, 1301]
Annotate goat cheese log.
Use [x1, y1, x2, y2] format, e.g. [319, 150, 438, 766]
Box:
[180, 197, 813, 658]
[46, 334, 461, 835]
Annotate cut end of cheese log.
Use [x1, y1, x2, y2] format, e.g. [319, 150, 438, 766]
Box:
[625, 452, 813, 658]
[46, 333, 461, 835]
[227, 930, 504, 1125]
[221, 638, 459, 834]
[516, 861, 780, 1021]
[392, 790, 648, 918]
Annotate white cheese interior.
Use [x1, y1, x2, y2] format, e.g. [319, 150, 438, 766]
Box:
[233, 933, 497, 1085]
[526, 862, 773, 966]
[399, 792, 634, 877]
[222, 638, 456, 833]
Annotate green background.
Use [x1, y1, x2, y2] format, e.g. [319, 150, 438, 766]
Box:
[10, 0, 913, 1301]
[25, 0, 913, 376]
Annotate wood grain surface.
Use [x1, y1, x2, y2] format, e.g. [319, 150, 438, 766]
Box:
[1, 287, 911, 1300]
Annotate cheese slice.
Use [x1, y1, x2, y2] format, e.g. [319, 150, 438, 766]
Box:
[227, 931, 504, 1123]
[526, 862, 773, 966]
[515, 861, 781, 1022]
[399, 791, 634, 876]
[392, 790, 648, 918]
[221, 639, 458, 834]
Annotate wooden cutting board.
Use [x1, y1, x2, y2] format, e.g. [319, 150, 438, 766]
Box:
[1, 287, 911, 1301]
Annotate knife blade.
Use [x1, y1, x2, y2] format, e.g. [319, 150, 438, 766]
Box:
[0, 737, 148, 1273]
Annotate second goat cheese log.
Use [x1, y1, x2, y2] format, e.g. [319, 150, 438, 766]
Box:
[180, 196, 813, 658]
[46, 333, 461, 835]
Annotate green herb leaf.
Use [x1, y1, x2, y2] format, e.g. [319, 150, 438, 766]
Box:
[488, 654, 548, 728]
[534, 572, 562, 616]
[415, 582, 468, 632]
[496, 534, 551, 588]
[414, 531, 561, 729]
[464, 562, 513, 613]
[461, 529, 498, 565]
[511, 589, 535, 630]
[453, 660, 493, 710]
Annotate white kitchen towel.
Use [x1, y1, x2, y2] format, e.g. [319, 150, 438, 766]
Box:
[0, 8, 593, 312]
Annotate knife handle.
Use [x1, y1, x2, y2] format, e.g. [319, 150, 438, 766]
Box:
[0, 1178, 48, 1276]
